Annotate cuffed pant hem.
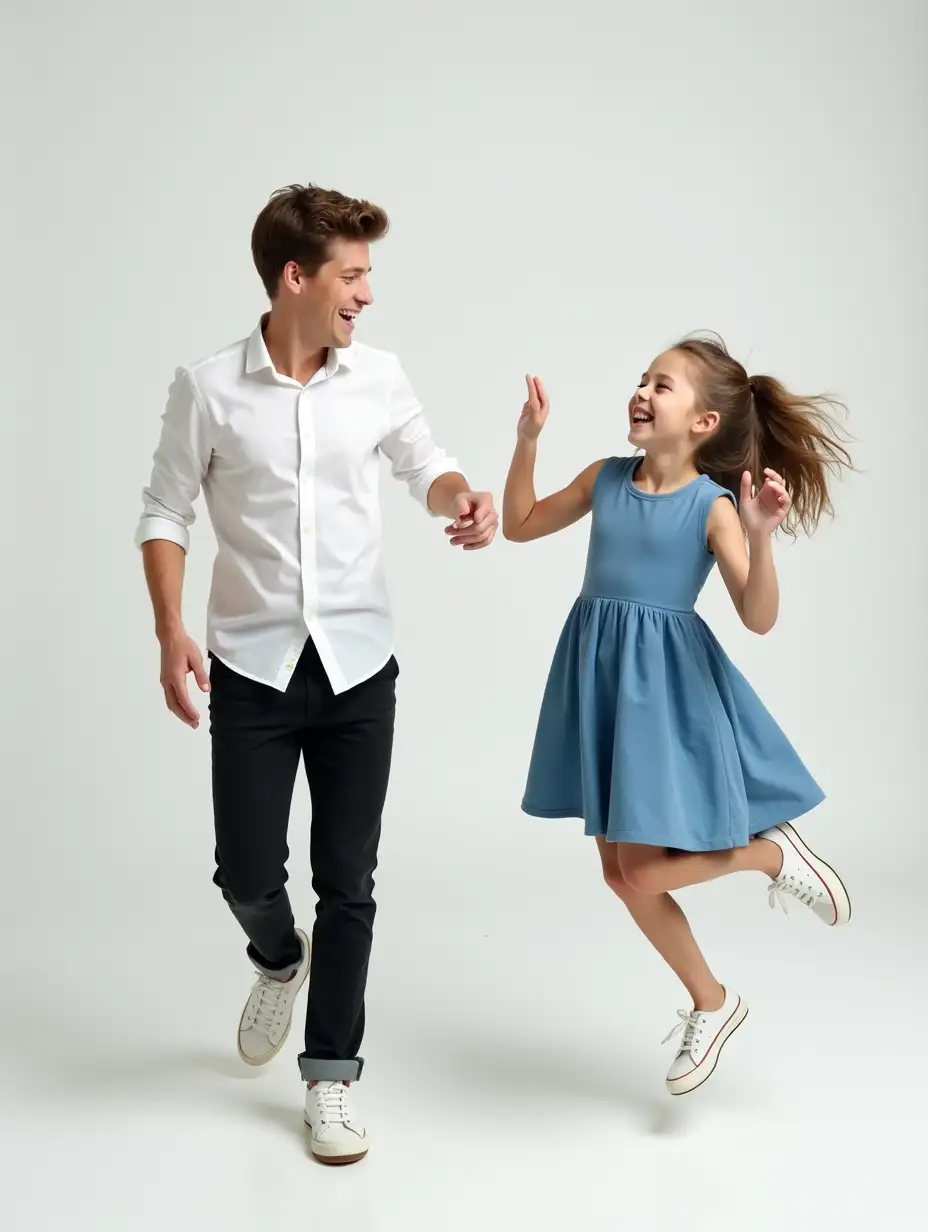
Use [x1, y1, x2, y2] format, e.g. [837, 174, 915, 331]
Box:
[299, 1056, 365, 1083]
[250, 956, 303, 982]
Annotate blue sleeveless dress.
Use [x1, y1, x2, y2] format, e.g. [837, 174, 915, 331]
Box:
[521, 456, 824, 850]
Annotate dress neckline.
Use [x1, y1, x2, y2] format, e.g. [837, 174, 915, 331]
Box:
[625, 457, 706, 501]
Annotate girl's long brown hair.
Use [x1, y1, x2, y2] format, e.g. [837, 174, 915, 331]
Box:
[673, 334, 853, 536]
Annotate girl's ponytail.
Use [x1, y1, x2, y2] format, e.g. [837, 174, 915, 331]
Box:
[747, 374, 852, 536]
[674, 334, 853, 537]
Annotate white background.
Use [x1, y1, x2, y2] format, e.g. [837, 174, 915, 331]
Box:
[3, 1, 925, 1229]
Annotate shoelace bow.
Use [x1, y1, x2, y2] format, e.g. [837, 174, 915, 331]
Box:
[767, 873, 821, 914]
[662, 1009, 703, 1051]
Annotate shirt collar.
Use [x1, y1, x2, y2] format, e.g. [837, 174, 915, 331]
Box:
[245, 316, 355, 379]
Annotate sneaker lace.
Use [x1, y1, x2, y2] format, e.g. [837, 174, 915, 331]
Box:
[662, 1009, 703, 1053]
[768, 874, 822, 914]
[251, 976, 288, 1034]
[314, 1082, 350, 1125]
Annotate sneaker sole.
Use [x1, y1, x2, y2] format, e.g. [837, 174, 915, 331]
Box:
[666, 998, 749, 1097]
[303, 1120, 369, 1165]
[236, 929, 311, 1067]
[777, 823, 852, 926]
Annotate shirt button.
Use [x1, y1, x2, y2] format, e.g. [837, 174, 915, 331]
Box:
[286, 663, 295, 672]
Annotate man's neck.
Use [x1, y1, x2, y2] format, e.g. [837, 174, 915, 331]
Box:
[262, 311, 328, 385]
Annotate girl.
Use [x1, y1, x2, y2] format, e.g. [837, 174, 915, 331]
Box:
[501, 334, 852, 1096]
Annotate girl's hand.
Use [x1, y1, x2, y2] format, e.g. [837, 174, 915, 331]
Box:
[517, 375, 549, 440]
[739, 468, 791, 537]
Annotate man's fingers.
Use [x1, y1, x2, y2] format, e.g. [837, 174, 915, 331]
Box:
[446, 509, 495, 533]
[191, 653, 211, 692]
[447, 513, 498, 542]
[462, 529, 497, 550]
[165, 696, 198, 728]
[169, 702, 197, 728]
[454, 494, 475, 521]
[451, 492, 498, 531]
[471, 512, 498, 534]
[450, 523, 497, 547]
[166, 677, 199, 725]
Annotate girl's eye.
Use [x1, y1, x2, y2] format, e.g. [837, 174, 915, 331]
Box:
[655, 384, 668, 392]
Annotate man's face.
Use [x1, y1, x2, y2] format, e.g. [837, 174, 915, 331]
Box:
[283, 238, 374, 349]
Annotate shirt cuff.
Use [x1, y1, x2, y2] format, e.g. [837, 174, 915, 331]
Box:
[135, 516, 190, 553]
[412, 458, 464, 517]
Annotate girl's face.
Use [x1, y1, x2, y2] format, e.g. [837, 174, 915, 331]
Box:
[627, 349, 717, 450]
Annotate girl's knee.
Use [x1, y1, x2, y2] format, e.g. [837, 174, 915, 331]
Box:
[598, 839, 629, 898]
[599, 838, 665, 898]
[618, 861, 666, 895]
[603, 866, 630, 897]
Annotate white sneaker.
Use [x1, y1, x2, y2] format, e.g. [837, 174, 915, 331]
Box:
[237, 929, 311, 1066]
[304, 1081, 369, 1165]
[664, 988, 749, 1096]
[761, 823, 852, 926]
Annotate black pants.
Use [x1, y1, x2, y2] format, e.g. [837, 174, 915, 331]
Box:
[208, 639, 396, 1083]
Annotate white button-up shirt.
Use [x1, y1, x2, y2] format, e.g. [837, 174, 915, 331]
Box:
[136, 322, 460, 693]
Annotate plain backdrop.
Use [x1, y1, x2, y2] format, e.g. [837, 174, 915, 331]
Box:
[3, 1, 926, 1229]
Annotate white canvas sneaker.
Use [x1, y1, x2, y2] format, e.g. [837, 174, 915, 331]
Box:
[760, 823, 852, 926]
[304, 1081, 369, 1165]
[237, 929, 311, 1066]
[664, 988, 749, 1096]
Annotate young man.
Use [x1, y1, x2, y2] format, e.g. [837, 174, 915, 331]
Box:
[137, 183, 497, 1165]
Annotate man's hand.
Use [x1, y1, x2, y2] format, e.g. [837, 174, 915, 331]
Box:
[159, 629, 210, 728]
[444, 491, 499, 551]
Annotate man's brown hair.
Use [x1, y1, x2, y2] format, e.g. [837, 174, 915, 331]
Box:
[251, 183, 390, 298]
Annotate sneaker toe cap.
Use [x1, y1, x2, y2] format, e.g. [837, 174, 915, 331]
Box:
[308, 1124, 368, 1157]
[666, 1054, 697, 1082]
[238, 1027, 277, 1061]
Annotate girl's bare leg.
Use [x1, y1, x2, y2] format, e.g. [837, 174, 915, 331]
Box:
[595, 836, 724, 1011]
[616, 836, 782, 896]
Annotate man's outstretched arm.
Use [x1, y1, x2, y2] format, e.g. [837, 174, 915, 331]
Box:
[381, 357, 498, 550]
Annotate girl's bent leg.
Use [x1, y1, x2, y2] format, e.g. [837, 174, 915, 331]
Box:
[595, 837, 724, 1011]
[616, 837, 782, 896]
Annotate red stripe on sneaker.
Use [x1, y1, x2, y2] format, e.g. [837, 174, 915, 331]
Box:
[783, 828, 838, 921]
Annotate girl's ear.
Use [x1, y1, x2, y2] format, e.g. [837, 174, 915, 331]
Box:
[693, 409, 720, 437]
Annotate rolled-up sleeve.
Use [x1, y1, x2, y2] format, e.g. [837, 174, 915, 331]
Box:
[135, 367, 211, 552]
[379, 356, 461, 514]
